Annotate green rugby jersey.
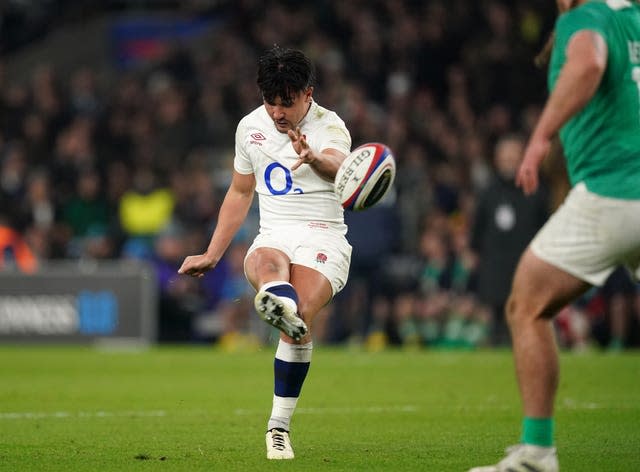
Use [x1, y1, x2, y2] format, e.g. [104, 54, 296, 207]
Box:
[550, 0, 640, 199]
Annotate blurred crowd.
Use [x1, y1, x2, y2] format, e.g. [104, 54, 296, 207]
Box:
[1, 0, 638, 350]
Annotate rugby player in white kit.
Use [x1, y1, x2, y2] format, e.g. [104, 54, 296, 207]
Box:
[178, 46, 352, 460]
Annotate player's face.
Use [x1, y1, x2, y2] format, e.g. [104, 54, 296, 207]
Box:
[263, 88, 313, 133]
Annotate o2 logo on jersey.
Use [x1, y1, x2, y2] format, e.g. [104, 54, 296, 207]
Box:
[264, 162, 303, 195]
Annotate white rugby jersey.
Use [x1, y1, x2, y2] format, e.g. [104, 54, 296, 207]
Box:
[234, 101, 352, 233]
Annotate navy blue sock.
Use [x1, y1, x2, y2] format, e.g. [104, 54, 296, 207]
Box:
[261, 281, 299, 312]
[268, 340, 312, 431]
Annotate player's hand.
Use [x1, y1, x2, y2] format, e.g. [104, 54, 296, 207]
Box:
[178, 253, 217, 278]
[516, 136, 550, 195]
[288, 127, 316, 171]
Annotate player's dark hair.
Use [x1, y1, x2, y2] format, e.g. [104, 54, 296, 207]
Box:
[257, 46, 315, 107]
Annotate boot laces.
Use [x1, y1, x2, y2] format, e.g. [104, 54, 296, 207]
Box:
[271, 430, 286, 451]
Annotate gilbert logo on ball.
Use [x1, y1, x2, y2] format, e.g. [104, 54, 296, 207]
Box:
[334, 143, 396, 211]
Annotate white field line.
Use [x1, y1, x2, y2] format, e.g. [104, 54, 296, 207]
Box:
[476, 396, 629, 412]
[561, 398, 603, 410]
[237, 399, 635, 416]
[234, 405, 419, 416]
[232, 402, 622, 416]
[0, 407, 419, 421]
[0, 410, 166, 420]
[0, 399, 628, 421]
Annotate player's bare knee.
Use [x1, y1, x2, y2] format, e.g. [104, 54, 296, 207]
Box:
[505, 294, 546, 327]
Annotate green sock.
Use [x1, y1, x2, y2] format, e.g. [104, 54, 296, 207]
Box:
[521, 417, 554, 447]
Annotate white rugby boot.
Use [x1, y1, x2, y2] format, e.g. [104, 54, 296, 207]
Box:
[468, 444, 559, 472]
[254, 291, 308, 341]
[266, 428, 295, 460]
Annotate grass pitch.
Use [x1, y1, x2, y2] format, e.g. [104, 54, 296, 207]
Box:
[1, 344, 639, 471]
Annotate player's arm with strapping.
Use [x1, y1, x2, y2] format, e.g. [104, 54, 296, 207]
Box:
[517, 29, 607, 195]
[178, 170, 256, 277]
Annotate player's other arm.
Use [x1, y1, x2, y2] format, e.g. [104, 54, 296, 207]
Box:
[517, 30, 607, 194]
[178, 171, 255, 277]
[307, 148, 347, 181]
[288, 127, 347, 181]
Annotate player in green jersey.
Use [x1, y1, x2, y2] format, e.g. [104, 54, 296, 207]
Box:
[469, 1, 640, 471]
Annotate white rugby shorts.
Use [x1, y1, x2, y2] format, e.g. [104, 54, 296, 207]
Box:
[245, 222, 352, 295]
[531, 182, 640, 286]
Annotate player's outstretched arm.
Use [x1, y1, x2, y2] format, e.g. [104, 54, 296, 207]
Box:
[178, 171, 255, 277]
[517, 29, 607, 195]
[288, 127, 347, 181]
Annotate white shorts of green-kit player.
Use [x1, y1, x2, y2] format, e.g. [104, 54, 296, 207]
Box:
[531, 182, 640, 286]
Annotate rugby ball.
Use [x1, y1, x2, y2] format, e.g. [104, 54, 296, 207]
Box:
[334, 143, 396, 211]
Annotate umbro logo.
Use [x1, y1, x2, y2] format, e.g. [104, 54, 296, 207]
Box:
[250, 132, 266, 146]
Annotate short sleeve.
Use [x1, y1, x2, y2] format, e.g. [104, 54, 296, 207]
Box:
[555, 3, 611, 53]
[550, 3, 613, 87]
[316, 121, 352, 156]
[233, 122, 254, 175]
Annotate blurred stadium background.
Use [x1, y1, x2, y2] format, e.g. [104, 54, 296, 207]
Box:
[0, 0, 638, 351]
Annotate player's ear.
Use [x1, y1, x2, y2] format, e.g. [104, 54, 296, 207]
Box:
[305, 87, 314, 103]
